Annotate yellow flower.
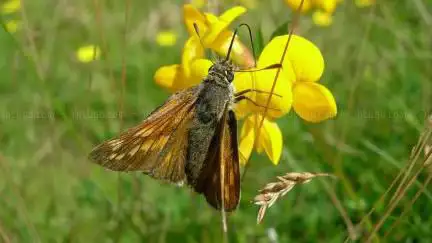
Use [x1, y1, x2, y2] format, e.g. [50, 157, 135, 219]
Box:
[1, 0, 20, 14]
[154, 57, 212, 92]
[284, 0, 340, 26]
[233, 43, 295, 119]
[234, 34, 336, 123]
[239, 114, 283, 165]
[257, 34, 337, 123]
[154, 4, 337, 166]
[355, 0, 375, 8]
[183, 4, 253, 67]
[155, 5, 254, 92]
[236, 34, 336, 164]
[156, 31, 177, 47]
[237, 34, 336, 121]
[285, 0, 339, 13]
[155, 34, 335, 165]
[284, 0, 313, 13]
[76, 45, 101, 63]
[4, 20, 20, 33]
[312, 10, 333, 27]
[314, 0, 338, 13]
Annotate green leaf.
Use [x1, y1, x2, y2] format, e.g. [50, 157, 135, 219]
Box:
[253, 27, 264, 61]
[270, 21, 290, 41]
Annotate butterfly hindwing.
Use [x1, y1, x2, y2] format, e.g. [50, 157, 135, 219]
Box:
[194, 108, 240, 211]
[221, 110, 241, 210]
[89, 86, 199, 184]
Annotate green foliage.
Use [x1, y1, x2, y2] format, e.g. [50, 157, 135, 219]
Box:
[1, 0, 431, 242]
[253, 27, 264, 59]
[269, 21, 290, 41]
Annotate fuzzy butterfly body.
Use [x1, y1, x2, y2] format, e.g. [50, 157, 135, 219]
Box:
[89, 59, 241, 211]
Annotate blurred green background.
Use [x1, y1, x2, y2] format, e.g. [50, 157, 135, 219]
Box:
[1, 0, 431, 242]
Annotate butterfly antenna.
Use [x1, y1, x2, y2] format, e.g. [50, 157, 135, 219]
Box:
[233, 24, 284, 72]
[193, 23, 215, 64]
[224, 27, 238, 63]
[238, 23, 257, 68]
[225, 23, 257, 67]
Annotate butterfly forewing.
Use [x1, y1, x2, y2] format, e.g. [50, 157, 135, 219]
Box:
[194, 109, 240, 211]
[89, 86, 199, 184]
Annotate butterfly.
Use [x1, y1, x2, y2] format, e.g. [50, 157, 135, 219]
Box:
[90, 61, 245, 212]
[88, 23, 282, 212]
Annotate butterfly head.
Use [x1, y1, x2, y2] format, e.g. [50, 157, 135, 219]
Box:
[208, 59, 235, 83]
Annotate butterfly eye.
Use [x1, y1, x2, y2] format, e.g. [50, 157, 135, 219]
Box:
[226, 71, 234, 82]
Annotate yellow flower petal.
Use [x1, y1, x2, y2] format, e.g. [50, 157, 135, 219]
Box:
[239, 118, 255, 166]
[242, 114, 283, 165]
[1, 0, 20, 14]
[210, 30, 255, 68]
[283, 0, 312, 13]
[233, 68, 293, 119]
[219, 6, 247, 23]
[154, 64, 188, 92]
[204, 13, 218, 25]
[183, 5, 251, 67]
[156, 31, 177, 46]
[232, 72, 256, 119]
[257, 35, 295, 74]
[292, 82, 337, 122]
[190, 59, 213, 85]
[233, 97, 253, 119]
[249, 41, 296, 118]
[314, 0, 338, 13]
[181, 37, 205, 77]
[254, 69, 293, 118]
[4, 20, 20, 33]
[183, 4, 208, 37]
[256, 115, 283, 165]
[202, 6, 246, 46]
[76, 45, 101, 63]
[312, 10, 333, 27]
[259, 35, 324, 83]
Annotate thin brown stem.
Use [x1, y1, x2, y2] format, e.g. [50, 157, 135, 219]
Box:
[389, 130, 431, 204]
[19, 0, 45, 81]
[383, 174, 432, 239]
[0, 155, 40, 242]
[115, 1, 131, 242]
[0, 220, 11, 243]
[323, 182, 358, 241]
[365, 150, 432, 242]
[331, 4, 378, 241]
[346, 162, 405, 243]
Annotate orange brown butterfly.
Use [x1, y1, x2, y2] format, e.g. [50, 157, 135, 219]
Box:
[89, 24, 281, 212]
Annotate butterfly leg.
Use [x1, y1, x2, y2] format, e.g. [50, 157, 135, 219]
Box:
[235, 89, 282, 98]
[234, 96, 281, 111]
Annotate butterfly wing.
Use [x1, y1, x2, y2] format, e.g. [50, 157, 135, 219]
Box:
[89, 86, 199, 184]
[194, 109, 240, 211]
